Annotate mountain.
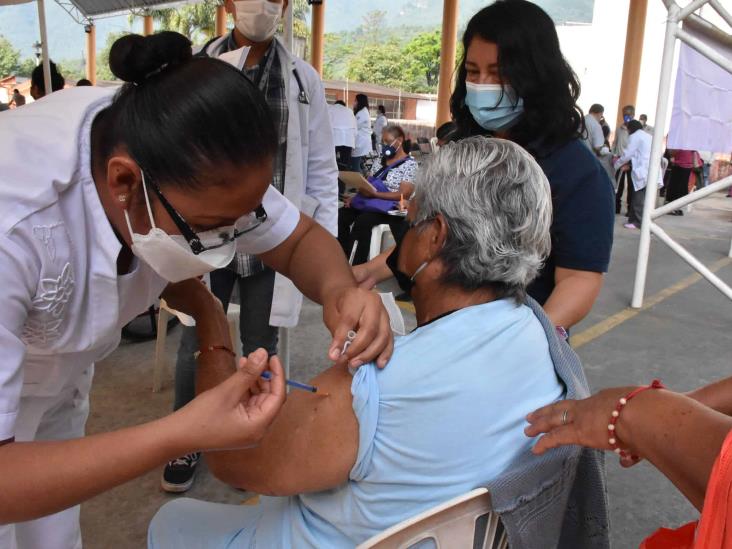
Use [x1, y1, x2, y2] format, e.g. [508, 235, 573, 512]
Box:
[0, 0, 595, 64]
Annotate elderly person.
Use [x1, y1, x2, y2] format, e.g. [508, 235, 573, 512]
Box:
[148, 137, 591, 548]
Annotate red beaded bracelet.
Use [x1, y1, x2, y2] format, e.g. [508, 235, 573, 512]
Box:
[608, 379, 665, 458]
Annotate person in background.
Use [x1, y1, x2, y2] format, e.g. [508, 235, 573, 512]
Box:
[76, 78, 92, 86]
[329, 99, 356, 171]
[354, 0, 615, 332]
[30, 60, 65, 100]
[435, 120, 456, 146]
[598, 123, 616, 182]
[9, 89, 25, 107]
[526, 374, 732, 548]
[338, 125, 417, 265]
[352, 93, 372, 173]
[163, 0, 339, 493]
[373, 104, 388, 154]
[614, 120, 660, 229]
[666, 149, 701, 216]
[583, 103, 605, 156]
[639, 113, 654, 134]
[613, 104, 636, 215]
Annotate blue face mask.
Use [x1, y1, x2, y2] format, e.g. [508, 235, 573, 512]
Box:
[382, 138, 400, 159]
[465, 82, 524, 131]
[623, 114, 633, 124]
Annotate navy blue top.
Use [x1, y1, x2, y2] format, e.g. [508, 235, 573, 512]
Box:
[527, 139, 615, 305]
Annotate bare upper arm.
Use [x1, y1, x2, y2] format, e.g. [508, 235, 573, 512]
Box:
[206, 364, 359, 496]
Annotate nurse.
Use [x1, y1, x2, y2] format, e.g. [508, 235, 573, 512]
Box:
[0, 32, 391, 548]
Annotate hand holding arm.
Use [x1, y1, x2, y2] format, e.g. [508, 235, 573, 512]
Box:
[525, 388, 732, 511]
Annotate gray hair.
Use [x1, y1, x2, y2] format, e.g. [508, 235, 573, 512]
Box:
[413, 136, 552, 301]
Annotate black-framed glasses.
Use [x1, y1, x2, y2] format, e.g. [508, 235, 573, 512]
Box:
[147, 179, 268, 255]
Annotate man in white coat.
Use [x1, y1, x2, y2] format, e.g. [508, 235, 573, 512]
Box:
[614, 119, 662, 229]
[163, 0, 338, 491]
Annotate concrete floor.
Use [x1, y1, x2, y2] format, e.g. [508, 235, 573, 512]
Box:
[80, 192, 732, 548]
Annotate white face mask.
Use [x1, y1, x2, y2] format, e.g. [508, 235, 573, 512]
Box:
[124, 173, 237, 283]
[234, 0, 282, 42]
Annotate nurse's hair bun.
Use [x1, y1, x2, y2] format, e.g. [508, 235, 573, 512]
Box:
[109, 32, 192, 85]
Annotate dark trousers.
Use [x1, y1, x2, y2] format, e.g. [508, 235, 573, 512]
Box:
[338, 207, 406, 265]
[335, 146, 352, 171]
[666, 166, 692, 204]
[350, 155, 364, 174]
[615, 169, 634, 214]
[628, 187, 645, 226]
[173, 268, 278, 411]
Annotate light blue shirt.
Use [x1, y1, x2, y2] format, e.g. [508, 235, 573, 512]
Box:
[148, 299, 564, 548]
[255, 299, 564, 547]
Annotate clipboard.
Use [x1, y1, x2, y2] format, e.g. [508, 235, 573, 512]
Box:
[338, 171, 377, 193]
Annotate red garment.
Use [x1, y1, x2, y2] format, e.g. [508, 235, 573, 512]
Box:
[640, 429, 732, 548]
[673, 150, 700, 169]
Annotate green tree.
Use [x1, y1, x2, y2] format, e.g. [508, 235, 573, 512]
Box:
[137, 0, 217, 44]
[402, 30, 441, 92]
[97, 31, 129, 81]
[57, 59, 86, 84]
[16, 58, 38, 78]
[0, 35, 20, 79]
[346, 39, 405, 90]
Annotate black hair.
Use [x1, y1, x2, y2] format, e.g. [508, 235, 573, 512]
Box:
[627, 119, 643, 135]
[353, 93, 369, 115]
[12, 88, 18, 93]
[450, 0, 583, 155]
[76, 78, 93, 86]
[335, 99, 346, 106]
[92, 32, 277, 191]
[31, 61, 65, 95]
[436, 121, 456, 141]
[377, 105, 386, 115]
[589, 103, 604, 114]
[601, 123, 610, 139]
[623, 105, 636, 115]
[639, 113, 648, 120]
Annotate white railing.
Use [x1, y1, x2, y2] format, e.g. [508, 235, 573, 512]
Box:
[632, 0, 732, 308]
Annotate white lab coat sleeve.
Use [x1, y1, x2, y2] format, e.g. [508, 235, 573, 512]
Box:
[237, 186, 300, 256]
[614, 135, 638, 170]
[304, 75, 338, 236]
[0, 236, 35, 441]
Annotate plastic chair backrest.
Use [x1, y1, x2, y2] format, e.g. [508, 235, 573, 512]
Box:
[357, 488, 508, 549]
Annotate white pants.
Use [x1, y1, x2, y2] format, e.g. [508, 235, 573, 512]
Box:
[0, 367, 93, 549]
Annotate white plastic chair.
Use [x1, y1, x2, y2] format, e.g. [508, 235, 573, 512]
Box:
[369, 224, 394, 261]
[153, 299, 289, 392]
[357, 488, 508, 549]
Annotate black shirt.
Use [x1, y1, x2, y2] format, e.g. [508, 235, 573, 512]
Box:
[527, 139, 615, 305]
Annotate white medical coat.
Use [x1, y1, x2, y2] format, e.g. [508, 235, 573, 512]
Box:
[614, 130, 662, 192]
[0, 87, 300, 442]
[354, 107, 373, 157]
[202, 37, 338, 327]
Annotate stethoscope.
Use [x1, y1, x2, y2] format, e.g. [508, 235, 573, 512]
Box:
[292, 68, 309, 105]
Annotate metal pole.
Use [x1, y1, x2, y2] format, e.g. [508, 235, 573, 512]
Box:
[435, 0, 459, 127]
[651, 175, 732, 218]
[215, 4, 227, 36]
[650, 223, 732, 300]
[709, 0, 732, 28]
[36, 0, 52, 96]
[631, 3, 680, 309]
[283, 0, 293, 52]
[676, 27, 732, 73]
[616, 0, 649, 129]
[310, 1, 325, 75]
[143, 14, 154, 36]
[86, 23, 96, 84]
[677, 0, 710, 21]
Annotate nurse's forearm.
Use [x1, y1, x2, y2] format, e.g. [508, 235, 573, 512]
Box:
[543, 267, 603, 329]
[260, 214, 357, 304]
[0, 414, 190, 524]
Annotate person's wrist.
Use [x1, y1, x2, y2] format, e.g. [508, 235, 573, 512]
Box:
[614, 387, 666, 455]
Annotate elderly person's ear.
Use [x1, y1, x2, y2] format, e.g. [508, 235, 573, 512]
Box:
[430, 214, 449, 251]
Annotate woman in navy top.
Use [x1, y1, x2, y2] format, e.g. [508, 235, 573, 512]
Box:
[447, 0, 615, 330]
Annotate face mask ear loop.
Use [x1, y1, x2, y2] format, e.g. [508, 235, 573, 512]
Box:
[410, 261, 429, 282]
[140, 171, 157, 229]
